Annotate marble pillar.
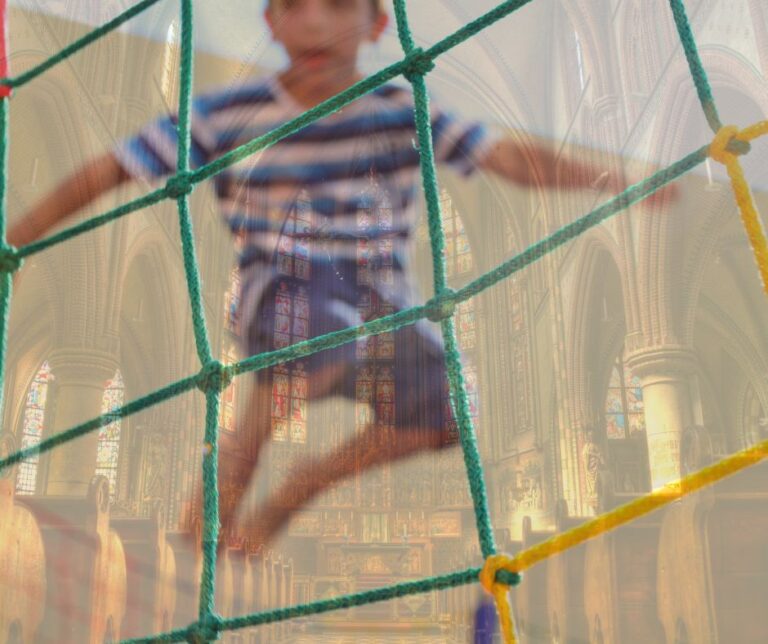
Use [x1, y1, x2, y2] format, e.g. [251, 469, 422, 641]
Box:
[44, 349, 118, 497]
[626, 347, 696, 488]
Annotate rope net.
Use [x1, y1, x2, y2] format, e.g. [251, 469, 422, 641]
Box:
[0, 0, 766, 642]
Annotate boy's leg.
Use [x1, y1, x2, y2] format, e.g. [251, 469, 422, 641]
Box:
[191, 361, 351, 548]
[243, 289, 459, 549]
[189, 372, 271, 549]
[245, 423, 452, 550]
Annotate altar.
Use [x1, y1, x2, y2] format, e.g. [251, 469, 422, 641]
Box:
[310, 540, 437, 630]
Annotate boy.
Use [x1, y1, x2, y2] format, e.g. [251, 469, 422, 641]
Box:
[9, 0, 673, 552]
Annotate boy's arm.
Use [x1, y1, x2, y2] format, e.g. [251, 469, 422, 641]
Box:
[477, 135, 679, 205]
[8, 151, 131, 248]
[478, 136, 613, 191]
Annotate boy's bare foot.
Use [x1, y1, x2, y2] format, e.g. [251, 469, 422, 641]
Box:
[244, 426, 450, 552]
[246, 499, 294, 554]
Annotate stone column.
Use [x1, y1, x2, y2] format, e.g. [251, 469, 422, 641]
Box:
[44, 349, 118, 497]
[626, 347, 696, 488]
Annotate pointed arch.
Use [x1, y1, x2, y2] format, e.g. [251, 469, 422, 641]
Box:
[567, 234, 626, 424]
[639, 51, 768, 346]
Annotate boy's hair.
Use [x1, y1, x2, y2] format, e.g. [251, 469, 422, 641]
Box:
[267, 0, 383, 13]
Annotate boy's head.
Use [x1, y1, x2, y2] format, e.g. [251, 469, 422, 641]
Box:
[265, 0, 388, 80]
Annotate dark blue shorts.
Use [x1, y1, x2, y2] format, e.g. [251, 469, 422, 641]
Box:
[244, 259, 454, 434]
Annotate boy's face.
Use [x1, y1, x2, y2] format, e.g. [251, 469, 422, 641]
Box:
[265, 0, 388, 80]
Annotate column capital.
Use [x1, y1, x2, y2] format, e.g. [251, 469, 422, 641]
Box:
[46, 348, 118, 385]
[624, 345, 697, 381]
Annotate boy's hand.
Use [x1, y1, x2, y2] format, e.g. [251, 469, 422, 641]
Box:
[482, 138, 681, 208]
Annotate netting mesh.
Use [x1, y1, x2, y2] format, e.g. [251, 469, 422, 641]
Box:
[0, 1, 767, 642]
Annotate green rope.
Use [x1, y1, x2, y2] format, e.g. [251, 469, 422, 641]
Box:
[0, 97, 10, 427]
[0, 0, 750, 641]
[168, 0, 221, 626]
[121, 566, 502, 643]
[668, 0, 721, 132]
[393, 0, 498, 559]
[666, 0, 750, 155]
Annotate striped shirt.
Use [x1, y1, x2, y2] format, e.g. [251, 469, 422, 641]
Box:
[113, 74, 491, 325]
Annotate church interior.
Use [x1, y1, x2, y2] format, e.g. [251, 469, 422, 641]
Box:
[1, 1, 768, 642]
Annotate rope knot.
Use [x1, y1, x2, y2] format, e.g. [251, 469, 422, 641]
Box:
[197, 360, 233, 393]
[403, 47, 435, 82]
[185, 614, 222, 643]
[426, 288, 457, 322]
[479, 554, 522, 644]
[0, 245, 21, 273]
[165, 171, 195, 199]
[710, 125, 751, 165]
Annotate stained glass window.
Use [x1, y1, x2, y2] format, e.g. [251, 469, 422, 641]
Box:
[356, 291, 394, 360]
[16, 361, 54, 495]
[96, 370, 124, 501]
[292, 286, 309, 344]
[444, 363, 479, 445]
[270, 279, 310, 443]
[440, 189, 474, 279]
[273, 283, 292, 350]
[273, 283, 309, 349]
[289, 365, 308, 444]
[456, 299, 476, 350]
[223, 266, 241, 335]
[271, 363, 307, 444]
[605, 350, 645, 439]
[277, 189, 312, 279]
[219, 342, 239, 433]
[271, 366, 290, 442]
[375, 367, 395, 429]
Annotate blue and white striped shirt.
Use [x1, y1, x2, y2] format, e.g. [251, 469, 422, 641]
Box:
[114, 74, 491, 322]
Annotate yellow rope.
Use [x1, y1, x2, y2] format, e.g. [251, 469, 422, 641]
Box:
[709, 121, 768, 293]
[479, 120, 768, 641]
[480, 121, 768, 641]
[481, 435, 768, 641]
[479, 554, 519, 643]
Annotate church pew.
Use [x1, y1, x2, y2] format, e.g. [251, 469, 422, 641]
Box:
[110, 503, 176, 640]
[18, 475, 127, 643]
[0, 435, 47, 643]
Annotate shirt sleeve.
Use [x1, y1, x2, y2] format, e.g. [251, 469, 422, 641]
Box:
[430, 104, 493, 177]
[112, 96, 216, 184]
